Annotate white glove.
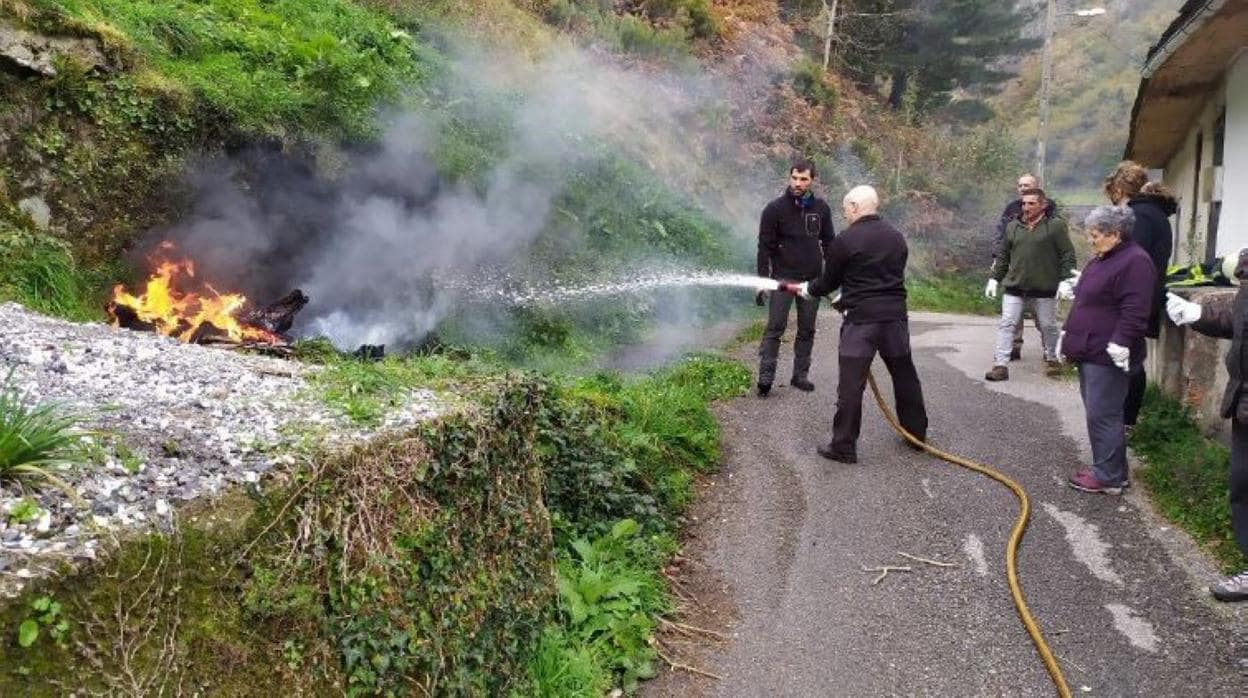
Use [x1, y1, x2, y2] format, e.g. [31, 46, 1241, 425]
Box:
[1057, 269, 1080, 301]
[1057, 331, 1066, 363]
[1165, 292, 1202, 326]
[1106, 342, 1130, 373]
[984, 279, 998, 299]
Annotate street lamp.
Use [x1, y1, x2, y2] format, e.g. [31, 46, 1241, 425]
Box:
[1036, 3, 1106, 184]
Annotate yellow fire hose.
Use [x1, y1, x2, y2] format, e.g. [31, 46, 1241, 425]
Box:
[866, 371, 1073, 698]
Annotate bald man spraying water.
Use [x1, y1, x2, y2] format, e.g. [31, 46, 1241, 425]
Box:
[779, 186, 928, 463]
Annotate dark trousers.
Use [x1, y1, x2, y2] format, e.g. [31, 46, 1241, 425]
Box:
[829, 320, 928, 457]
[1231, 420, 1248, 559]
[1124, 369, 1147, 427]
[757, 291, 820, 385]
[1078, 362, 1130, 485]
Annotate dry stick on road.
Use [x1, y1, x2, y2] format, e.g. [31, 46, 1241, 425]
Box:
[655, 644, 725, 681]
[897, 551, 958, 568]
[659, 616, 730, 641]
[862, 564, 912, 585]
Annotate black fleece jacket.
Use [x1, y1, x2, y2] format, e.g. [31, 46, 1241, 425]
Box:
[756, 191, 835, 282]
[1127, 193, 1176, 338]
[808, 214, 908, 323]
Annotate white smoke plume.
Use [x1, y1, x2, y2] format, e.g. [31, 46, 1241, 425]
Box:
[142, 39, 842, 352]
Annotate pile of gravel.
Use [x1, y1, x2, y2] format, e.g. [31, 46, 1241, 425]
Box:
[0, 302, 443, 597]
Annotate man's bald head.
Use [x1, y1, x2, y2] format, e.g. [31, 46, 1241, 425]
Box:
[842, 185, 880, 223]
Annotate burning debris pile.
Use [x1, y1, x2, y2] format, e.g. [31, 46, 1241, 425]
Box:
[105, 243, 307, 351]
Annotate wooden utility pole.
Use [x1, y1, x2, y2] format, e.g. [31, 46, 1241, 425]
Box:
[1035, 0, 1056, 184]
[822, 0, 840, 71]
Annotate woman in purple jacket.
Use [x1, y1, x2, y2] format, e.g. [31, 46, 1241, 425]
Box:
[1060, 206, 1157, 494]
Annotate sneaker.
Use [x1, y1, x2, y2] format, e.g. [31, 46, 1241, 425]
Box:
[816, 444, 857, 464]
[1009, 347, 1022, 361]
[790, 377, 815, 392]
[1210, 569, 1248, 602]
[757, 382, 771, 398]
[985, 365, 1009, 382]
[1067, 468, 1123, 495]
[1044, 360, 1064, 377]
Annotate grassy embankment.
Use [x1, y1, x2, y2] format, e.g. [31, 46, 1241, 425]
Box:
[0, 0, 755, 692]
[1131, 385, 1247, 571]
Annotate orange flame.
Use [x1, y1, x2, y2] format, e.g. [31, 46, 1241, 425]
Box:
[108, 246, 281, 344]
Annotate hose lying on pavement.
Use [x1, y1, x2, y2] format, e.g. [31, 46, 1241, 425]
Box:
[866, 371, 1073, 698]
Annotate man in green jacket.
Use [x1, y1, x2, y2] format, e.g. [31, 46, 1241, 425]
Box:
[984, 188, 1075, 381]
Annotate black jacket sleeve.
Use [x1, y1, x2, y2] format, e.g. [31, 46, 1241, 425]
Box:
[757, 203, 778, 279]
[808, 236, 847, 297]
[1191, 293, 1236, 340]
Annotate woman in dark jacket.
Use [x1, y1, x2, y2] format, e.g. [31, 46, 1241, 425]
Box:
[1166, 257, 1248, 602]
[1104, 162, 1176, 429]
[1060, 206, 1156, 495]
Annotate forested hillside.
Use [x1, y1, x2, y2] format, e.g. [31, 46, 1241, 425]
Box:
[992, 0, 1184, 195]
[0, 0, 1051, 349]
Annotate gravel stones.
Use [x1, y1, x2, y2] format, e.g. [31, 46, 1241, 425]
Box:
[0, 302, 444, 598]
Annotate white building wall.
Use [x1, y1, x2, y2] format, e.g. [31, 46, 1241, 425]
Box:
[1221, 51, 1248, 257]
[1162, 94, 1229, 265]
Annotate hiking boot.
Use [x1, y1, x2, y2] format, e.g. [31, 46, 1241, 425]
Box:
[1067, 468, 1123, 495]
[1044, 360, 1064, 378]
[816, 444, 857, 464]
[1009, 347, 1022, 361]
[790, 377, 815, 392]
[985, 365, 1009, 382]
[1210, 569, 1248, 602]
[757, 382, 771, 398]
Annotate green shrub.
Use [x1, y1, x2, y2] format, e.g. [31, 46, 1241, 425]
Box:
[906, 273, 995, 316]
[0, 370, 91, 490]
[792, 59, 838, 109]
[552, 519, 668, 692]
[642, 0, 720, 40]
[0, 223, 100, 321]
[541, 355, 749, 535]
[524, 626, 611, 697]
[31, 0, 421, 139]
[610, 13, 691, 58]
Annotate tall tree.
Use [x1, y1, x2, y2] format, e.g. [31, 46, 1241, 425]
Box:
[837, 0, 1038, 115]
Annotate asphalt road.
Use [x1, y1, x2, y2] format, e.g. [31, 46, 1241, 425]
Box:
[644, 311, 1247, 697]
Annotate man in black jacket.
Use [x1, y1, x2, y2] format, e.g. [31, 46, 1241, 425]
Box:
[1167, 262, 1248, 602]
[755, 158, 835, 397]
[993, 173, 1059, 361]
[780, 185, 927, 463]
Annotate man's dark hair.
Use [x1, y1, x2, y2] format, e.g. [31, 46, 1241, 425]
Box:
[789, 158, 817, 178]
[1020, 187, 1046, 201]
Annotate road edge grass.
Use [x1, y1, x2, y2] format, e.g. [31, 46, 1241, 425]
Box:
[1131, 384, 1247, 572]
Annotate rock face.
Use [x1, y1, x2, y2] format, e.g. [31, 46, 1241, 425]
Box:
[0, 20, 108, 76]
[0, 302, 444, 598]
[16, 196, 50, 229]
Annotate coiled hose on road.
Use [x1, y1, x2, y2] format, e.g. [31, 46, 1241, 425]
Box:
[866, 371, 1073, 698]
